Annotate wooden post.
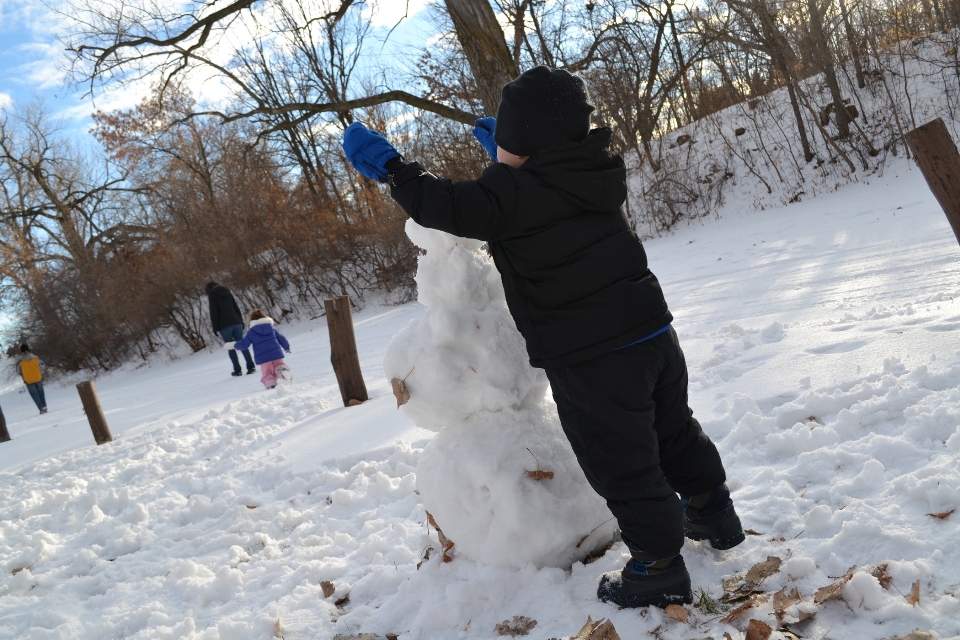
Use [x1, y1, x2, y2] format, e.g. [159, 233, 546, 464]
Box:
[905, 118, 960, 246]
[324, 295, 369, 407]
[0, 405, 10, 443]
[76, 380, 113, 445]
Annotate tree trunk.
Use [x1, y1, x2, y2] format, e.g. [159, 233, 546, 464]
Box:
[838, 0, 866, 89]
[444, 0, 520, 116]
[807, 0, 851, 138]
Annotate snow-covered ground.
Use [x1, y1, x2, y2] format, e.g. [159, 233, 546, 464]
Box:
[2, 158, 960, 639]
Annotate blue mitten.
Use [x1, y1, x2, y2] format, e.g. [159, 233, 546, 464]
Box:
[342, 122, 401, 182]
[473, 117, 498, 161]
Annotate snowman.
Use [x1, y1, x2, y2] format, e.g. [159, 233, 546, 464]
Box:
[384, 219, 615, 568]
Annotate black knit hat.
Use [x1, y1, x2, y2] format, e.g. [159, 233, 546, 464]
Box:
[494, 66, 595, 156]
[20, 343, 30, 353]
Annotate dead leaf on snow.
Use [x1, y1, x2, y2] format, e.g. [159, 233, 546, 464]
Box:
[745, 619, 773, 640]
[746, 556, 783, 585]
[773, 587, 803, 619]
[246, 505, 257, 509]
[426, 511, 455, 562]
[494, 615, 538, 637]
[778, 627, 803, 640]
[814, 566, 856, 604]
[887, 632, 935, 640]
[391, 377, 410, 407]
[907, 580, 920, 606]
[870, 562, 893, 588]
[334, 593, 350, 607]
[524, 448, 555, 481]
[572, 617, 620, 640]
[926, 509, 955, 520]
[721, 593, 769, 623]
[386, 634, 400, 640]
[744, 528, 764, 536]
[664, 604, 690, 623]
[11, 568, 23, 576]
[274, 619, 284, 639]
[526, 469, 555, 480]
[320, 581, 336, 598]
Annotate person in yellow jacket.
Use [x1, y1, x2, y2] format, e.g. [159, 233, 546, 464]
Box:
[16, 344, 47, 414]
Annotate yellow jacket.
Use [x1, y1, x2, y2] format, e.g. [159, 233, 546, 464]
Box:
[18, 354, 43, 385]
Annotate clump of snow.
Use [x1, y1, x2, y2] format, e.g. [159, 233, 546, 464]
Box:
[383, 220, 547, 429]
[384, 220, 613, 567]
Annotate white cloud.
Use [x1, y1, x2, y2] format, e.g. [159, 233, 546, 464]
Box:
[0, 92, 11, 109]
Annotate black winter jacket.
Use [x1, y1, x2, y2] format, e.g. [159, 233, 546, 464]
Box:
[389, 128, 672, 369]
[208, 285, 245, 333]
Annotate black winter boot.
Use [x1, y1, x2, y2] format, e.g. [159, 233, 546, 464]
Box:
[682, 484, 745, 550]
[597, 555, 693, 609]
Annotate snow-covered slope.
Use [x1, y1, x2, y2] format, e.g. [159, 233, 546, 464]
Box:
[1, 158, 959, 639]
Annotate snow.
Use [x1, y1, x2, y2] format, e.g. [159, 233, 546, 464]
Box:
[1, 159, 959, 638]
[384, 220, 614, 568]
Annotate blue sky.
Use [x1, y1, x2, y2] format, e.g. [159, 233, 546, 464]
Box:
[0, 0, 435, 140]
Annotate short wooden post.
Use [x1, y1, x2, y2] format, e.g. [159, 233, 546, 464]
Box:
[0, 405, 10, 443]
[76, 380, 113, 445]
[324, 295, 369, 406]
[904, 118, 960, 246]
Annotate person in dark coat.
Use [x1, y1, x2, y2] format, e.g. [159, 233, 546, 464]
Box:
[206, 282, 256, 376]
[224, 309, 292, 389]
[341, 66, 745, 609]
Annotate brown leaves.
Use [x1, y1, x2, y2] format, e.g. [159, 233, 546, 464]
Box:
[246, 505, 257, 509]
[427, 512, 455, 562]
[745, 556, 782, 585]
[745, 619, 773, 640]
[870, 563, 893, 588]
[814, 566, 856, 604]
[11, 567, 23, 576]
[524, 448, 554, 481]
[526, 470, 555, 480]
[721, 593, 769, 623]
[494, 616, 537, 636]
[907, 580, 921, 606]
[571, 617, 620, 640]
[391, 377, 410, 408]
[664, 604, 690, 623]
[926, 509, 955, 520]
[772, 587, 802, 619]
[320, 579, 348, 606]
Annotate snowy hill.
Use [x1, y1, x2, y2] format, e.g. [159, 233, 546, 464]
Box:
[2, 158, 960, 638]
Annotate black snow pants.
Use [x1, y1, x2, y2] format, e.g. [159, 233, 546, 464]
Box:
[545, 327, 727, 561]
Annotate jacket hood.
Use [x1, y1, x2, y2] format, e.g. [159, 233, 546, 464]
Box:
[520, 128, 627, 211]
[209, 285, 234, 301]
[250, 317, 275, 327]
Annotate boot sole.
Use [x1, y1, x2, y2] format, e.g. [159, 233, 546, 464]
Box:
[684, 505, 746, 550]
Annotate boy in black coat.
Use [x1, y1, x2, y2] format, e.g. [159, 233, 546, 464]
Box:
[342, 66, 744, 608]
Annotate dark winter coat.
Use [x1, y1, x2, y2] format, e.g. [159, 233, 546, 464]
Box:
[208, 285, 245, 333]
[389, 128, 672, 369]
[233, 318, 290, 365]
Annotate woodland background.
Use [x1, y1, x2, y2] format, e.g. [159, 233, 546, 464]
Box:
[1, 0, 957, 371]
